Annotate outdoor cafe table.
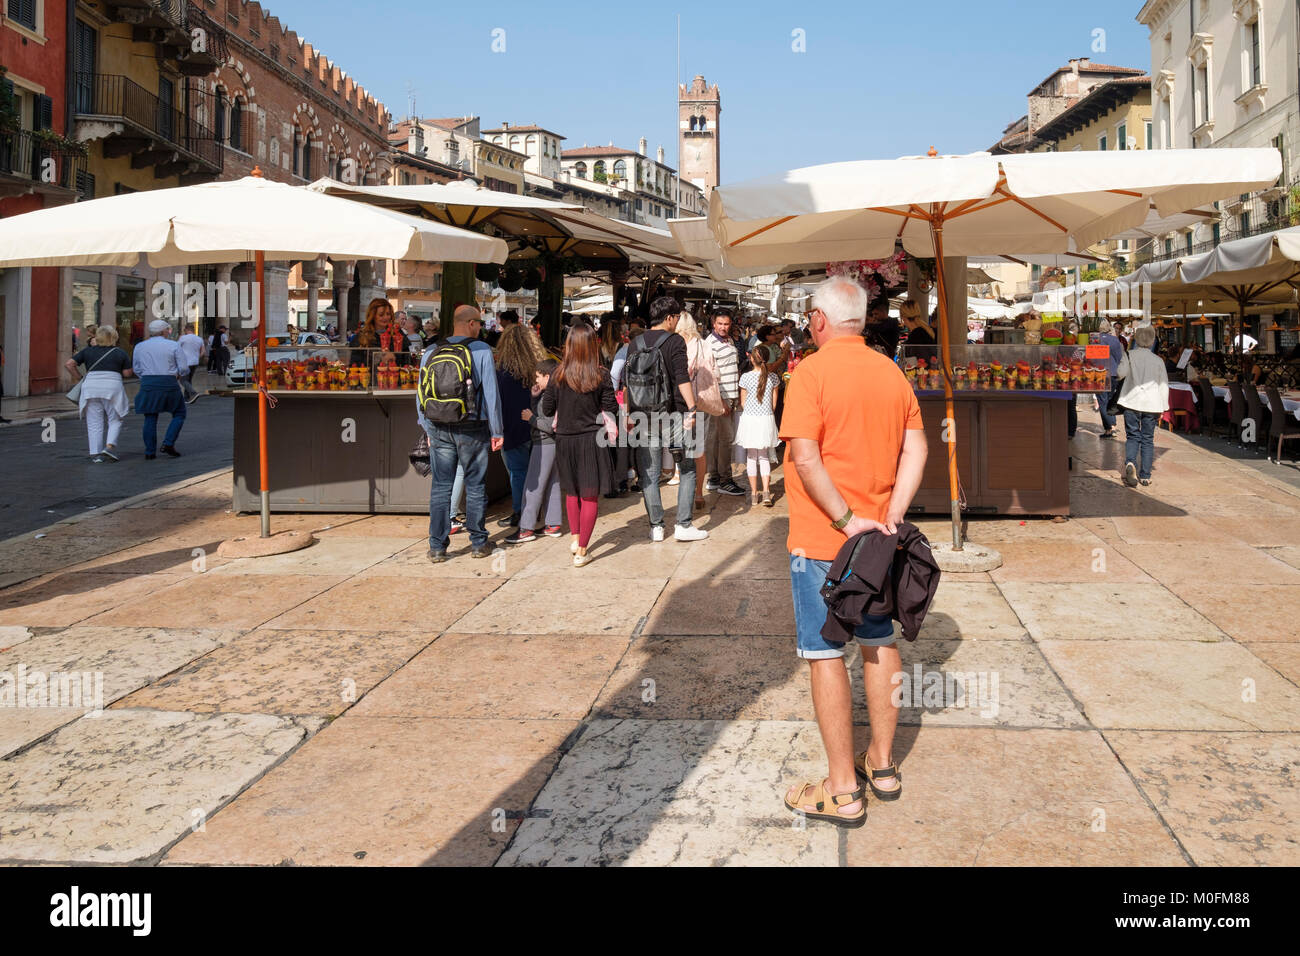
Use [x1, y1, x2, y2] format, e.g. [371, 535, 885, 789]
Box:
[1177, 381, 1300, 423]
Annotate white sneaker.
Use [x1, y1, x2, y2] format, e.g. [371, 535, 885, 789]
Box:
[674, 524, 708, 542]
[650, 525, 665, 542]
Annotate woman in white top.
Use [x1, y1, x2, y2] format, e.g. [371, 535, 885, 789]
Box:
[65, 325, 133, 462]
[736, 343, 782, 506]
[1115, 325, 1170, 487]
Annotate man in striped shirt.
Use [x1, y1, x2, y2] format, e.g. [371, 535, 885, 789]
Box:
[704, 310, 745, 496]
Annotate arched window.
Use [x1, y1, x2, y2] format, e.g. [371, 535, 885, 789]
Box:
[214, 89, 226, 143]
[302, 131, 312, 179]
[525, 135, 537, 155]
[509, 135, 521, 152]
[689, 116, 697, 131]
[574, 161, 587, 179]
[612, 159, 626, 181]
[292, 127, 301, 176]
[229, 98, 243, 151]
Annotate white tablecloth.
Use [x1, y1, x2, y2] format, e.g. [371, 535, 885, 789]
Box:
[1201, 382, 1300, 422]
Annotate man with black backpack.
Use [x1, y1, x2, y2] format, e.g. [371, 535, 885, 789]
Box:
[625, 296, 708, 543]
[418, 304, 504, 562]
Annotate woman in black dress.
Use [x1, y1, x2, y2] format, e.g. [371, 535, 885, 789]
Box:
[541, 322, 619, 567]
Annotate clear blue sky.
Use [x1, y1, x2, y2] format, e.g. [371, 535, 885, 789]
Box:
[262, 0, 1153, 183]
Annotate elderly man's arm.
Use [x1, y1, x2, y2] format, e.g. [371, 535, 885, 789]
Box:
[789, 438, 889, 537]
[886, 429, 928, 529]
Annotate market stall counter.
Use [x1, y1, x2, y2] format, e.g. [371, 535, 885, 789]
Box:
[899, 343, 1109, 516]
[224, 348, 509, 514]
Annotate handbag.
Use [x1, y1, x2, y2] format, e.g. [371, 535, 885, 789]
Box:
[689, 339, 728, 417]
[67, 348, 116, 404]
[409, 432, 431, 477]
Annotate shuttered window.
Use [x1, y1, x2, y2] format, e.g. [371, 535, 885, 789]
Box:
[8, 0, 37, 31]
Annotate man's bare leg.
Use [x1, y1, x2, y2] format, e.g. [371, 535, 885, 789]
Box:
[861, 643, 902, 792]
[786, 657, 862, 815]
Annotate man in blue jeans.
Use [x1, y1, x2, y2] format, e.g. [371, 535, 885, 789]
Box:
[420, 305, 504, 561]
[1096, 320, 1125, 438]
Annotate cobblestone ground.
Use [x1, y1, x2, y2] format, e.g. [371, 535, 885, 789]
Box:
[1, 408, 1297, 866]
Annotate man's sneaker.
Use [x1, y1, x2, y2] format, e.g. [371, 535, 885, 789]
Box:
[717, 480, 746, 497]
[674, 524, 709, 542]
[1123, 462, 1138, 487]
[101, 448, 120, 462]
[450, 514, 466, 534]
[185, 389, 201, 405]
[504, 529, 536, 545]
[160, 445, 181, 457]
[470, 544, 492, 559]
[497, 512, 520, 528]
[542, 525, 563, 537]
[90, 455, 105, 464]
[427, 549, 449, 563]
[704, 476, 721, 491]
[650, 525, 665, 542]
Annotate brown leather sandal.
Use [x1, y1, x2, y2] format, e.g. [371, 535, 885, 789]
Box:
[855, 752, 902, 801]
[782, 778, 866, 828]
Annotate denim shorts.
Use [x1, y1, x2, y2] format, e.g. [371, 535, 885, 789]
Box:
[790, 553, 897, 659]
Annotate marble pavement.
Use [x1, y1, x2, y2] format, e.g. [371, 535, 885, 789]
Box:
[0, 410, 1297, 866]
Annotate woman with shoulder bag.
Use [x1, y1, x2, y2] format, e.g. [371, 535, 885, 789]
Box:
[65, 325, 133, 462]
[677, 314, 726, 509]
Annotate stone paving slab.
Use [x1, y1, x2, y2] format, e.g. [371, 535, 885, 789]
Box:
[512, 528, 690, 580]
[117, 628, 434, 717]
[499, 719, 843, 866]
[672, 527, 793, 580]
[0, 572, 174, 628]
[997, 582, 1228, 642]
[0, 625, 238, 756]
[841, 726, 1186, 866]
[350, 634, 628, 720]
[1194, 516, 1300, 549]
[0, 709, 317, 864]
[85, 573, 347, 631]
[589, 635, 1083, 728]
[644, 574, 795, 636]
[921, 582, 1027, 640]
[449, 571, 665, 636]
[1038, 639, 1300, 731]
[264, 574, 502, 632]
[1105, 730, 1300, 866]
[1264, 545, 1300, 571]
[162, 716, 573, 867]
[64, 536, 237, 576]
[1165, 583, 1300, 643]
[1111, 541, 1300, 587]
[988, 540, 1154, 584]
[1245, 642, 1300, 686]
[358, 542, 519, 580]
[209, 536, 413, 576]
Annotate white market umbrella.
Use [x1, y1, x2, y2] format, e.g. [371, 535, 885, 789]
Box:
[0, 172, 508, 539]
[708, 147, 1281, 550]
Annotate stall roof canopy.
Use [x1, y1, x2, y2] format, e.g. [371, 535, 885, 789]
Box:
[0, 175, 509, 269]
[707, 148, 1281, 267]
[311, 178, 697, 270]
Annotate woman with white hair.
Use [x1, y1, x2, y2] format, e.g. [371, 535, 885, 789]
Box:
[65, 325, 133, 462]
[131, 319, 188, 459]
[1115, 324, 1169, 487]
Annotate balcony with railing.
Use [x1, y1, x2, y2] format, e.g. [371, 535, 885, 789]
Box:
[1133, 186, 1300, 267]
[0, 128, 87, 200]
[73, 73, 222, 182]
[101, 0, 228, 75]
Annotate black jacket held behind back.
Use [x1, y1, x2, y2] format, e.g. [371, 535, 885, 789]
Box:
[819, 522, 941, 644]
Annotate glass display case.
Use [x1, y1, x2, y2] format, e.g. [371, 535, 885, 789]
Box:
[253, 348, 422, 393]
[900, 343, 1110, 393]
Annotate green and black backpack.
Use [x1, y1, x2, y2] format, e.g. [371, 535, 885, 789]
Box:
[418, 341, 477, 424]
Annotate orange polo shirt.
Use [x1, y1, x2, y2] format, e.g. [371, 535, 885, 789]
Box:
[779, 336, 923, 560]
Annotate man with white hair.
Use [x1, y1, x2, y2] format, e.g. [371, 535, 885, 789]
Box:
[780, 275, 928, 827]
[131, 320, 189, 459]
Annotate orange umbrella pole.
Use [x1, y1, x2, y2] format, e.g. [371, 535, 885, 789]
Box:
[929, 214, 962, 551]
[256, 249, 271, 538]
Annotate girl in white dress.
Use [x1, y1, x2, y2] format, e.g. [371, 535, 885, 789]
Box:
[736, 344, 781, 506]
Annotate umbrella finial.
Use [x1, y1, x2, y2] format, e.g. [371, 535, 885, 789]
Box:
[927, 146, 937, 157]
[251, 166, 264, 178]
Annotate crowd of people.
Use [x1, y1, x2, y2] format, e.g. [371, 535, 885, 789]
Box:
[414, 297, 804, 566]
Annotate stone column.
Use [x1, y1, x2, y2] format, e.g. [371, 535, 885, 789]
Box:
[302, 259, 321, 331]
[334, 259, 356, 337]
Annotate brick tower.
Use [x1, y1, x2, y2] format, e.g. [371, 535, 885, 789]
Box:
[678, 75, 720, 194]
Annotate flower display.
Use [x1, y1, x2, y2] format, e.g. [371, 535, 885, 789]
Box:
[827, 251, 909, 300]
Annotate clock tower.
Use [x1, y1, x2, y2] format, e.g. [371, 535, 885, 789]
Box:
[678, 75, 720, 195]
